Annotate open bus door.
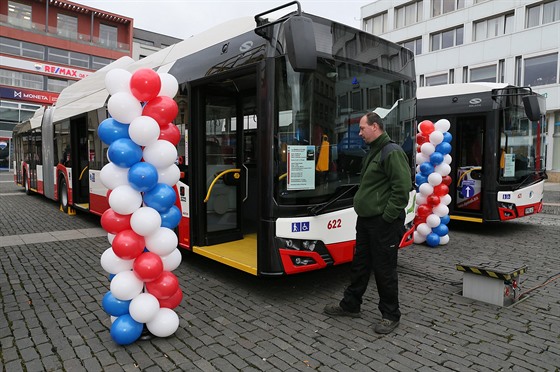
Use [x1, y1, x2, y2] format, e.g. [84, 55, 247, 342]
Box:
[69, 115, 90, 210]
[189, 69, 259, 275]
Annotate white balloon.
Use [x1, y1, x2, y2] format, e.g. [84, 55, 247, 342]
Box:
[110, 270, 144, 301]
[417, 222, 431, 236]
[158, 73, 179, 98]
[416, 152, 428, 165]
[128, 116, 161, 147]
[100, 162, 129, 190]
[129, 293, 160, 323]
[426, 214, 441, 228]
[105, 69, 132, 95]
[107, 233, 115, 244]
[146, 308, 179, 337]
[107, 92, 143, 124]
[100, 247, 134, 274]
[435, 119, 451, 133]
[419, 183, 434, 196]
[420, 142, 435, 156]
[109, 184, 143, 215]
[131, 207, 162, 236]
[157, 164, 181, 186]
[160, 248, 182, 272]
[143, 140, 178, 169]
[416, 194, 427, 206]
[429, 130, 444, 145]
[444, 154, 453, 165]
[414, 231, 426, 244]
[439, 234, 450, 245]
[435, 163, 451, 176]
[428, 172, 443, 186]
[441, 194, 452, 206]
[145, 227, 178, 256]
[433, 203, 450, 217]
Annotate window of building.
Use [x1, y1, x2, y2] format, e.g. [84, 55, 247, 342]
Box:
[401, 37, 422, 55]
[524, 53, 558, 86]
[92, 56, 114, 70]
[474, 13, 514, 41]
[47, 48, 89, 68]
[0, 69, 44, 90]
[432, 0, 465, 17]
[364, 12, 388, 34]
[57, 13, 78, 39]
[498, 59, 505, 83]
[396, 1, 423, 28]
[8, 1, 32, 29]
[47, 77, 74, 93]
[133, 38, 155, 46]
[431, 26, 463, 51]
[100, 24, 118, 48]
[425, 73, 447, 86]
[527, 0, 560, 27]
[470, 65, 497, 83]
[0, 37, 45, 60]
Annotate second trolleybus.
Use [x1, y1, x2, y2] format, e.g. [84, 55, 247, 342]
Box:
[417, 83, 547, 223]
[13, 2, 416, 276]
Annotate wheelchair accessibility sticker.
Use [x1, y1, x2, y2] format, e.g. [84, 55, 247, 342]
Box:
[292, 222, 310, 232]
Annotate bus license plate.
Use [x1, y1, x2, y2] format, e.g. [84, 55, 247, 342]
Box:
[525, 207, 534, 215]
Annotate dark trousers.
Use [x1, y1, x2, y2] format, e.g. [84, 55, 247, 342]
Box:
[340, 215, 401, 322]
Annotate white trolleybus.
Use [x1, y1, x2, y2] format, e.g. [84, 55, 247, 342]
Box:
[13, 2, 416, 276]
[417, 83, 547, 223]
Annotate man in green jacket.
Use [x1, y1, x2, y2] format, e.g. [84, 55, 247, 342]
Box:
[324, 111, 411, 334]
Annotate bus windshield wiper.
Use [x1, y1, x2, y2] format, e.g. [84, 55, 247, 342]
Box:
[308, 184, 358, 216]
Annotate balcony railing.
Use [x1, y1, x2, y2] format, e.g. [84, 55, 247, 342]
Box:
[0, 14, 130, 51]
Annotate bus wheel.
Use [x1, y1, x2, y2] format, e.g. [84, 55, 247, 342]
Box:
[24, 174, 31, 195]
[59, 178, 69, 213]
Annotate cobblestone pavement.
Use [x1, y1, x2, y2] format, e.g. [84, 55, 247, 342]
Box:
[1, 171, 559, 371]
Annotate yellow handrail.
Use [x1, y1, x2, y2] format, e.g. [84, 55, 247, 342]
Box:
[204, 168, 241, 203]
[79, 166, 89, 181]
[457, 166, 482, 187]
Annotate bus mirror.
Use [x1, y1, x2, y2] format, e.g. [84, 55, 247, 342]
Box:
[522, 95, 546, 121]
[284, 16, 317, 72]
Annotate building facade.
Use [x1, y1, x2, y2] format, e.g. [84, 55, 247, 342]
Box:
[361, 0, 560, 180]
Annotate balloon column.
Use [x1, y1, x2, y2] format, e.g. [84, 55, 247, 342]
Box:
[98, 68, 184, 345]
[413, 119, 453, 247]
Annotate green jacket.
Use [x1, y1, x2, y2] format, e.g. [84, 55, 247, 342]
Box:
[353, 132, 412, 222]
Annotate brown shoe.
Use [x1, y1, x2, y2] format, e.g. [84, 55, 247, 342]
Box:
[323, 304, 360, 318]
[374, 318, 399, 334]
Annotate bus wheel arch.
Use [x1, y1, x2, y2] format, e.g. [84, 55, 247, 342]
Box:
[58, 175, 69, 213]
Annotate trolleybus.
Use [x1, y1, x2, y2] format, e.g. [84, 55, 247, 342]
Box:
[13, 2, 416, 276]
[417, 83, 547, 223]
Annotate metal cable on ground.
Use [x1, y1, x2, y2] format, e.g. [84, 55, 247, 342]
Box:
[518, 271, 560, 300]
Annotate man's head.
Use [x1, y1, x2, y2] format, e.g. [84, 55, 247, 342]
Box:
[359, 112, 384, 144]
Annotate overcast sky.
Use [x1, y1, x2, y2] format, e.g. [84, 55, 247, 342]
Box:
[75, 0, 366, 39]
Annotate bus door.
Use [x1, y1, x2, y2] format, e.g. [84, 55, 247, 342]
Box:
[69, 115, 90, 209]
[190, 69, 259, 274]
[454, 116, 485, 214]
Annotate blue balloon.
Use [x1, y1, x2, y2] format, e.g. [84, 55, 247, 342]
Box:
[98, 118, 129, 145]
[415, 173, 428, 186]
[128, 162, 158, 192]
[143, 183, 177, 213]
[419, 162, 434, 176]
[108, 138, 143, 168]
[110, 314, 143, 345]
[435, 142, 452, 155]
[426, 232, 440, 247]
[440, 215, 451, 225]
[443, 132, 452, 143]
[429, 151, 444, 166]
[432, 223, 449, 237]
[108, 273, 116, 281]
[102, 291, 131, 317]
[160, 205, 182, 229]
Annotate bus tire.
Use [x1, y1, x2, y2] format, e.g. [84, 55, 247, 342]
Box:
[59, 177, 69, 213]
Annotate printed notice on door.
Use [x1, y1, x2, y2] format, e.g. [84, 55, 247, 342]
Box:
[287, 145, 315, 190]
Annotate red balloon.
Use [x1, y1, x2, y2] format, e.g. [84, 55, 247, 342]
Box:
[419, 120, 435, 135]
[433, 184, 449, 197]
[112, 230, 145, 260]
[414, 215, 427, 225]
[416, 133, 429, 146]
[130, 68, 161, 102]
[158, 123, 181, 146]
[101, 208, 132, 235]
[158, 288, 183, 309]
[442, 175, 452, 186]
[142, 96, 178, 127]
[106, 189, 112, 199]
[146, 271, 179, 300]
[417, 204, 432, 217]
[133, 252, 164, 282]
[427, 194, 441, 206]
